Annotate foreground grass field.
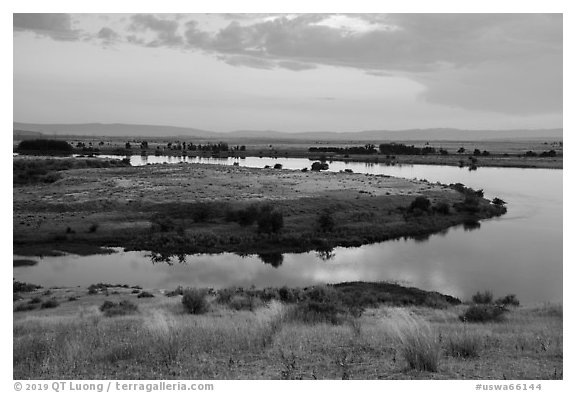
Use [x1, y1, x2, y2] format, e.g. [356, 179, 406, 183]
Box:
[13, 284, 562, 380]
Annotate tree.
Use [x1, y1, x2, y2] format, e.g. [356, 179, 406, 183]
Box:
[125, 142, 131, 149]
[257, 207, 284, 234]
[457, 147, 466, 154]
[408, 196, 431, 212]
[317, 209, 335, 232]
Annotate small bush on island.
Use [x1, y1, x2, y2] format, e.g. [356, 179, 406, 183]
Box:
[317, 208, 335, 232]
[492, 197, 506, 206]
[257, 206, 284, 234]
[182, 289, 209, 314]
[408, 196, 431, 212]
[434, 201, 451, 215]
[99, 300, 138, 317]
[459, 304, 507, 323]
[311, 161, 329, 171]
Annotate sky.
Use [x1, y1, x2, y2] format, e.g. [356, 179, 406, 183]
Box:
[13, 13, 563, 132]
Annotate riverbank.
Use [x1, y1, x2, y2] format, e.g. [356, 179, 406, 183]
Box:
[15, 141, 563, 169]
[13, 281, 562, 380]
[13, 159, 506, 257]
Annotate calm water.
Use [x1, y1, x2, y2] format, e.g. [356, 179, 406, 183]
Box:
[14, 156, 562, 303]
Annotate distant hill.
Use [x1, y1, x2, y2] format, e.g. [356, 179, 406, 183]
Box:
[13, 123, 218, 139]
[13, 122, 562, 141]
[13, 129, 44, 140]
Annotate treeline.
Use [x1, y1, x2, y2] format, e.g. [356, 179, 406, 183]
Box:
[309, 143, 438, 156]
[378, 143, 437, 155]
[17, 139, 73, 152]
[309, 144, 378, 155]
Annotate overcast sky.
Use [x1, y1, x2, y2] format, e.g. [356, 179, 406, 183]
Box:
[13, 13, 562, 132]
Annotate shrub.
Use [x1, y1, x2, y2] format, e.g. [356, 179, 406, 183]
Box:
[14, 303, 37, 312]
[182, 289, 209, 314]
[471, 290, 493, 304]
[236, 205, 259, 226]
[311, 161, 329, 171]
[459, 305, 506, 323]
[257, 207, 284, 234]
[99, 300, 138, 317]
[496, 294, 520, 307]
[492, 197, 506, 206]
[13, 281, 41, 293]
[317, 209, 335, 232]
[28, 297, 42, 304]
[288, 286, 346, 325]
[88, 223, 99, 233]
[40, 298, 59, 309]
[445, 330, 481, 358]
[273, 163, 283, 169]
[137, 291, 154, 298]
[68, 296, 78, 301]
[408, 196, 431, 212]
[434, 201, 451, 215]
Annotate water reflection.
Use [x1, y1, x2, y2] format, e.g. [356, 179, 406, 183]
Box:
[315, 248, 336, 261]
[257, 253, 284, 268]
[463, 220, 482, 231]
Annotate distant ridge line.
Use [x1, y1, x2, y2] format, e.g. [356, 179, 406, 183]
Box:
[13, 122, 562, 141]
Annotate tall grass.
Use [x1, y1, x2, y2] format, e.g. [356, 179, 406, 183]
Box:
[444, 329, 482, 358]
[383, 309, 441, 372]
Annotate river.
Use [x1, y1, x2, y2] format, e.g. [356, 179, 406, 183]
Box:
[14, 155, 562, 303]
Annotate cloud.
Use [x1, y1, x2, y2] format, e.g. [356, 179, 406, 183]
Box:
[179, 13, 562, 114]
[219, 55, 275, 70]
[13, 13, 80, 41]
[49, 13, 561, 115]
[97, 27, 119, 44]
[129, 14, 182, 47]
[276, 61, 317, 71]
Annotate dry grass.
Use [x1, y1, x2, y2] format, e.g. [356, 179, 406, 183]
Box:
[382, 309, 441, 372]
[13, 290, 562, 380]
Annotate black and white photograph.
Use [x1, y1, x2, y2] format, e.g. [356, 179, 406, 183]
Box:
[9, 2, 567, 385]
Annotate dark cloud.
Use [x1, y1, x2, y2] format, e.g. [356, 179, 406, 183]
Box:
[219, 55, 275, 70]
[97, 27, 119, 43]
[129, 14, 182, 47]
[13, 13, 80, 41]
[276, 61, 317, 71]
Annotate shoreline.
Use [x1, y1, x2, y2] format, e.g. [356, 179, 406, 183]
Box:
[15, 147, 563, 169]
